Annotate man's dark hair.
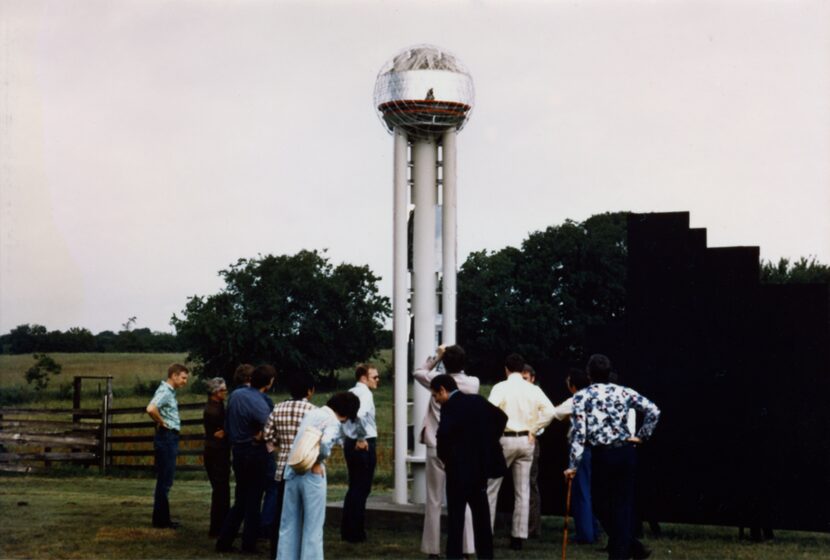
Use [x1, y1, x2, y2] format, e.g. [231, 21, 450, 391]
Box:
[251, 364, 276, 389]
[287, 372, 315, 400]
[327, 391, 360, 421]
[566, 367, 591, 390]
[505, 353, 525, 373]
[354, 363, 375, 382]
[429, 374, 459, 393]
[233, 363, 255, 386]
[586, 354, 613, 383]
[522, 364, 536, 378]
[442, 345, 465, 374]
[167, 363, 189, 377]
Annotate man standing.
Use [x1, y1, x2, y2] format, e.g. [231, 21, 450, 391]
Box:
[564, 354, 661, 560]
[432, 375, 507, 560]
[263, 372, 317, 558]
[414, 344, 480, 558]
[341, 364, 380, 543]
[146, 363, 189, 529]
[487, 353, 556, 550]
[216, 364, 276, 554]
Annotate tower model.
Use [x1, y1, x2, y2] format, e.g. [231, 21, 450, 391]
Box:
[374, 45, 474, 504]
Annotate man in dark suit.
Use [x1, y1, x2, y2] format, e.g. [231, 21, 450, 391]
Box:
[432, 375, 508, 560]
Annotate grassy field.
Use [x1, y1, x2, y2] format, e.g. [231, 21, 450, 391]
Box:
[2, 474, 829, 560]
[0, 353, 190, 388]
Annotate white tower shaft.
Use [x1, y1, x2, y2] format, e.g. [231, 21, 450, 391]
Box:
[392, 128, 409, 505]
[441, 129, 458, 345]
[410, 137, 438, 504]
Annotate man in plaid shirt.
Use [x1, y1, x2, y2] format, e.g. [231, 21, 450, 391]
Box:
[263, 372, 316, 557]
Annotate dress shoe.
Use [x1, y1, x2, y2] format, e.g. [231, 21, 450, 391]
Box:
[509, 537, 523, 550]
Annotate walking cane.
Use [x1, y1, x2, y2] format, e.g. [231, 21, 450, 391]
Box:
[562, 476, 573, 560]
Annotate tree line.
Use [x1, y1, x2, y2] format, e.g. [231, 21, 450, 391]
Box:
[4, 213, 828, 385]
[0, 324, 186, 354]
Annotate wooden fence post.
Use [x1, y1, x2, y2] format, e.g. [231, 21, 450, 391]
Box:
[100, 394, 109, 474]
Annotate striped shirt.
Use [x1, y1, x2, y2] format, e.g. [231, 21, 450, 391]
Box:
[263, 399, 316, 481]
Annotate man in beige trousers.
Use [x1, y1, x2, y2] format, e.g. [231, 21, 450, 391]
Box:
[487, 353, 557, 551]
[414, 344, 480, 558]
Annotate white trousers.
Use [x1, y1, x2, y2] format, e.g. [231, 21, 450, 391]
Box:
[421, 446, 475, 554]
[487, 436, 534, 539]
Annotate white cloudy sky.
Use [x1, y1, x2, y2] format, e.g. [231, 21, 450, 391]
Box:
[1, 0, 829, 334]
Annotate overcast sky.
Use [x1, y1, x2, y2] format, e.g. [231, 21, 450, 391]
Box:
[1, 0, 829, 334]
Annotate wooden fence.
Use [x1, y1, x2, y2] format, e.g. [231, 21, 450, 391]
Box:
[0, 395, 395, 476]
[0, 403, 104, 473]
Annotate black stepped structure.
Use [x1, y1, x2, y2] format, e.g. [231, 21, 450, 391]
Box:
[580, 211, 830, 532]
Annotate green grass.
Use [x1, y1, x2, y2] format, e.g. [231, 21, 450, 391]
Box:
[1, 474, 829, 559]
[0, 353, 190, 388]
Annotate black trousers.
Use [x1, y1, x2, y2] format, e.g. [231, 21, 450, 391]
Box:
[204, 445, 230, 536]
[216, 447, 267, 552]
[445, 473, 493, 560]
[341, 437, 377, 541]
[269, 480, 286, 559]
[592, 444, 646, 560]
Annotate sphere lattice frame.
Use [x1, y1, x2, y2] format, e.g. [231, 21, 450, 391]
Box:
[374, 45, 474, 138]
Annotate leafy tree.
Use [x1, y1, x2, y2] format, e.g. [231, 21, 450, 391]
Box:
[24, 353, 62, 391]
[458, 212, 629, 380]
[7, 324, 47, 354]
[760, 257, 830, 284]
[172, 250, 391, 386]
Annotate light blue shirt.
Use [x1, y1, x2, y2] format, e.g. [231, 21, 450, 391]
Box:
[149, 381, 180, 431]
[342, 382, 377, 440]
[283, 406, 343, 480]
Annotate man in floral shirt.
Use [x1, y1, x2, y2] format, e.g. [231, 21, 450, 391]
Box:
[564, 354, 660, 560]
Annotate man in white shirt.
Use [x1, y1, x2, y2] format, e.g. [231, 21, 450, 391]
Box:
[487, 353, 557, 551]
[414, 345, 480, 558]
[341, 364, 380, 543]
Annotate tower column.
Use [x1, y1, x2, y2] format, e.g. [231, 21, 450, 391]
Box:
[392, 127, 409, 505]
[410, 136, 438, 504]
[441, 130, 458, 344]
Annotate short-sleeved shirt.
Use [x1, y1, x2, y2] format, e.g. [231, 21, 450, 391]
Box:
[149, 381, 180, 431]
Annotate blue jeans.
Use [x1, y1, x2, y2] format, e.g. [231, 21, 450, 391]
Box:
[341, 437, 376, 541]
[217, 446, 268, 552]
[152, 428, 179, 527]
[573, 445, 601, 543]
[277, 471, 327, 560]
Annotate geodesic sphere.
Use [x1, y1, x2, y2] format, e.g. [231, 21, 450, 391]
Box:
[373, 44, 474, 138]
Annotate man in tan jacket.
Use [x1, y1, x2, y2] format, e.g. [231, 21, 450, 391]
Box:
[414, 344, 480, 558]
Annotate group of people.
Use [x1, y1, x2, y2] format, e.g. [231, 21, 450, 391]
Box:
[416, 346, 661, 560]
[145, 361, 379, 559]
[145, 347, 660, 560]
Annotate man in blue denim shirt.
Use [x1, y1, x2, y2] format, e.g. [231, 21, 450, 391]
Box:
[216, 364, 276, 554]
[146, 363, 189, 529]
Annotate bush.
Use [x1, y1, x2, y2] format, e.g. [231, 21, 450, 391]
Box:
[0, 386, 34, 406]
[23, 353, 62, 391]
[132, 377, 159, 397]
